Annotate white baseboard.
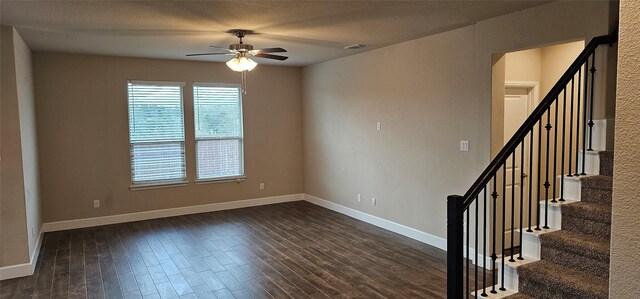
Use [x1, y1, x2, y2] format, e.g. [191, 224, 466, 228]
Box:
[15, 192, 446, 281]
[42, 193, 304, 232]
[303, 194, 447, 251]
[0, 228, 43, 281]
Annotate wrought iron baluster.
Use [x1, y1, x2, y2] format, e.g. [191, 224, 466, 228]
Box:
[519, 142, 525, 260]
[536, 118, 542, 231]
[527, 127, 534, 233]
[581, 59, 589, 175]
[552, 97, 559, 203]
[500, 162, 507, 291]
[588, 53, 596, 151]
[466, 208, 470, 299]
[544, 110, 552, 229]
[490, 178, 498, 294]
[575, 67, 583, 176]
[510, 152, 516, 263]
[475, 195, 479, 298]
[560, 88, 567, 202]
[482, 188, 488, 297]
[568, 77, 575, 177]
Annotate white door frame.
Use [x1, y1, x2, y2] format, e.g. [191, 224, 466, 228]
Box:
[505, 81, 539, 112]
[503, 81, 539, 250]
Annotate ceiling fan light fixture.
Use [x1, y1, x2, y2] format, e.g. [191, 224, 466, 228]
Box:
[226, 56, 257, 72]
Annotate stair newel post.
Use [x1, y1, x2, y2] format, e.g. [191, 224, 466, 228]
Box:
[447, 195, 465, 299]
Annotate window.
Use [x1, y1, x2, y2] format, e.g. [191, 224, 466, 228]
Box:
[193, 83, 244, 181]
[127, 81, 186, 186]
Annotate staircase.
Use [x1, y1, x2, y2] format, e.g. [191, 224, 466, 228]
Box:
[446, 32, 617, 299]
[507, 150, 613, 298]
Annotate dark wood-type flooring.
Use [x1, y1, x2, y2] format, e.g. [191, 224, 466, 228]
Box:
[1, 201, 461, 299]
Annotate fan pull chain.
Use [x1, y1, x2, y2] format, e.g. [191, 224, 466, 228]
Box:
[242, 71, 247, 95]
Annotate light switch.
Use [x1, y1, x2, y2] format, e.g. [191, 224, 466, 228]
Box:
[460, 140, 470, 152]
[376, 122, 381, 131]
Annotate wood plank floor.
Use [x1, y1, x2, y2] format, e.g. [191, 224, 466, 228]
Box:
[0, 201, 457, 299]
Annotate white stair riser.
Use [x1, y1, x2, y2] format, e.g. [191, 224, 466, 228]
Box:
[577, 151, 600, 175]
[497, 263, 520, 291]
[590, 119, 613, 151]
[521, 231, 542, 260]
[538, 202, 562, 229]
[559, 176, 581, 201]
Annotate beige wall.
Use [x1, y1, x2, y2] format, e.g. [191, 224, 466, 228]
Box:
[505, 48, 542, 83]
[0, 26, 40, 268]
[33, 53, 303, 222]
[505, 41, 585, 94]
[303, 25, 478, 238]
[540, 41, 585, 97]
[610, 0, 640, 297]
[476, 0, 613, 177]
[303, 1, 614, 243]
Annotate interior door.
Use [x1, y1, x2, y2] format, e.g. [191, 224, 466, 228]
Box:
[503, 87, 531, 250]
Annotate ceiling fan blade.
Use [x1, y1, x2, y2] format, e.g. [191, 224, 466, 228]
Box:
[186, 52, 232, 57]
[252, 47, 287, 53]
[254, 53, 289, 61]
[209, 45, 234, 52]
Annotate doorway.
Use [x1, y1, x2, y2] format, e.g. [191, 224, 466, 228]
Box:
[490, 40, 584, 253]
[503, 82, 537, 250]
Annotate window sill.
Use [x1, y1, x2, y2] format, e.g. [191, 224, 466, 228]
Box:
[129, 181, 189, 191]
[195, 176, 246, 185]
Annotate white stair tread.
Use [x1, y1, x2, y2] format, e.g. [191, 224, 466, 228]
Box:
[578, 149, 604, 154]
[472, 286, 517, 298]
[496, 254, 539, 269]
[517, 226, 560, 237]
[557, 174, 595, 180]
[539, 198, 579, 207]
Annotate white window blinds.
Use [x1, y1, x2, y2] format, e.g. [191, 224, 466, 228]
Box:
[127, 81, 186, 184]
[193, 83, 244, 180]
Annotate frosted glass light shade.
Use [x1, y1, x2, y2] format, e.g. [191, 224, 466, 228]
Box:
[226, 56, 257, 72]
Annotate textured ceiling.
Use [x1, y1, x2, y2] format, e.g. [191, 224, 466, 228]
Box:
[1, 1, 551, 66]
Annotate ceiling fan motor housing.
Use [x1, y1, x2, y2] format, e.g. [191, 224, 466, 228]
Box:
[229, 43, 254, 52]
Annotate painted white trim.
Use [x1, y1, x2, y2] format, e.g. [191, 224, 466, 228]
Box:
[0, 262, 32, 281]
[128, 80, 186, 86]
[0, 228, 43, 281]
[42, 193, 304, 232]
[303, 194, 447, 251]
[591, 118, 614, 151]
[505, 80, 540, 110]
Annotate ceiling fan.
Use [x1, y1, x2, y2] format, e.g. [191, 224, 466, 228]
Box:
[186, 29, 288, 72]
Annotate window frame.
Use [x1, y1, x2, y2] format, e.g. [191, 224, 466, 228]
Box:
[126, 80, 188, 189]
[192, 82, 246, 183]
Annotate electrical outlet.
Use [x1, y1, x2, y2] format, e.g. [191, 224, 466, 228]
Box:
[357, 194, 362, 202]
[93, 200, 100, 208]
[259, 183, 265, 190]
[371, 197, 376, 206]
[460, 140, 470, 152]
